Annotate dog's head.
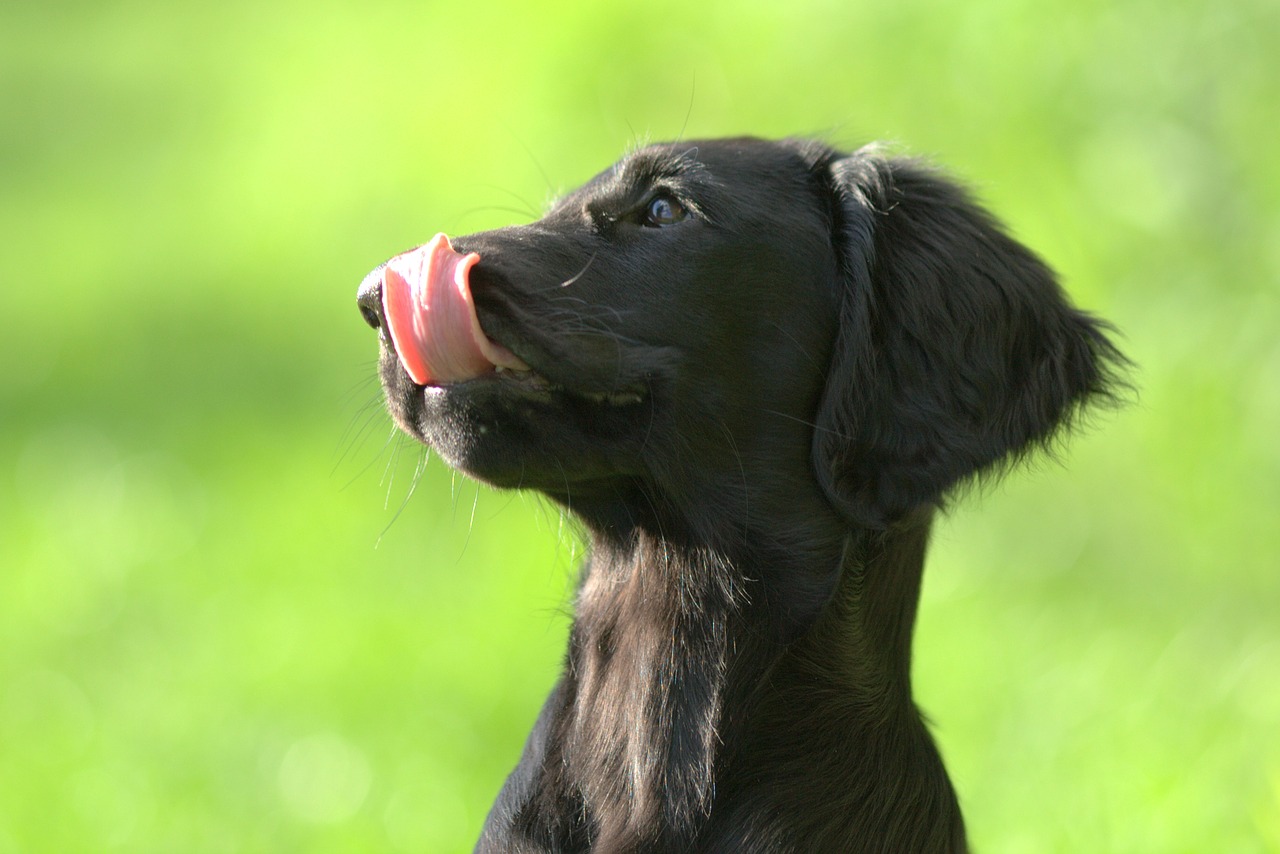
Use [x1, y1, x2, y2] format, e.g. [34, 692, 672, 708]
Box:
[358, 139, 844, 524]
[358, 137, 1124, 533]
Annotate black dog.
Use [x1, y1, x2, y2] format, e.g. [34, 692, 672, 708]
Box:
[357, 137, 1124, 853]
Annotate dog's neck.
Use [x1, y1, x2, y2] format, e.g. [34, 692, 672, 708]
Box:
[550, 497, 960, 850]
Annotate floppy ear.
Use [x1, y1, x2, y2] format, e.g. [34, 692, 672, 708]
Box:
[813, 149, 1127, 528]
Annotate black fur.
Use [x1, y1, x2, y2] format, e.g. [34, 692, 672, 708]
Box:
[357, 137, 1125, 852]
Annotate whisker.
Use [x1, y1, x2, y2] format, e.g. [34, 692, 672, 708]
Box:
[478, 182, 542, 220]
[333, 402, 395, 485]
[377, 446, 430, 547]
[505, 125, 557, 200]
[456, 480, 483, 560]
[537, 298, 634, 330]
[338, 364, 383, 403]
[333, 388, 386, 460]
[559, 252, 599, 288]
[714, 417, 749, 533]
[456, 204, 547, 225]
[637, 388, 660, 458]
[768, 322, 826, 373]
[759, 409, 852, 440]
[381, 430, 407, 510]
[554, 456, 573, 519]
[677, 77, 696, 143]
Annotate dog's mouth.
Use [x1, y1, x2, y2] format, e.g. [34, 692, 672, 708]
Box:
[380, 233, 647, 407]
[381, 233, 530, 385]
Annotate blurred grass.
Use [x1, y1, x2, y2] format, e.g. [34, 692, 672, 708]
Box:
[2, 0, 1278, 851]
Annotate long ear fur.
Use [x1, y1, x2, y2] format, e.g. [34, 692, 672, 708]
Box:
[813, 149, 1127, 528]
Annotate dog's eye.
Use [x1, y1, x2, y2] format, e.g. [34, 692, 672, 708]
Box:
[643, 195, 688, 228]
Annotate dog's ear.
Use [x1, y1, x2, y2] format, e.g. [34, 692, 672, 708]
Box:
[812, 149, 1127, 528]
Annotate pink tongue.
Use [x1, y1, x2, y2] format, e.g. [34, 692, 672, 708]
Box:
[381, 233, 528, 385]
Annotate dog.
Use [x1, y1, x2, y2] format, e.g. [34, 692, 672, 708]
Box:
[356, 137, 1124, 853]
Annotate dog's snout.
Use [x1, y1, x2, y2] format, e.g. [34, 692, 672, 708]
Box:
[357, 265, 386, 332]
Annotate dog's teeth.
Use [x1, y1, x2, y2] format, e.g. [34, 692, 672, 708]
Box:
[574, 389, 643, 405]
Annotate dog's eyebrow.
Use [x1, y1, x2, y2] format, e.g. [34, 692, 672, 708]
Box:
[616, 146, 712, 190]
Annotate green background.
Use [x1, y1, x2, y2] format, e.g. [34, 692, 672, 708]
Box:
[2, 0, 1277, 851]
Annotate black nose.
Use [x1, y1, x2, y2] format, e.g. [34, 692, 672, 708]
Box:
[357, 265, 386, 332]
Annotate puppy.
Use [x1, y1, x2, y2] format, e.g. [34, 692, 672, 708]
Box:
[357, 137, 1124, 853]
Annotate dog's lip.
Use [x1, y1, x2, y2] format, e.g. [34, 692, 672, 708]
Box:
[422, 360, 649, 408]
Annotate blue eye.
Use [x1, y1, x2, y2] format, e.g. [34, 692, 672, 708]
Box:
[644, 195, 688, 227]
